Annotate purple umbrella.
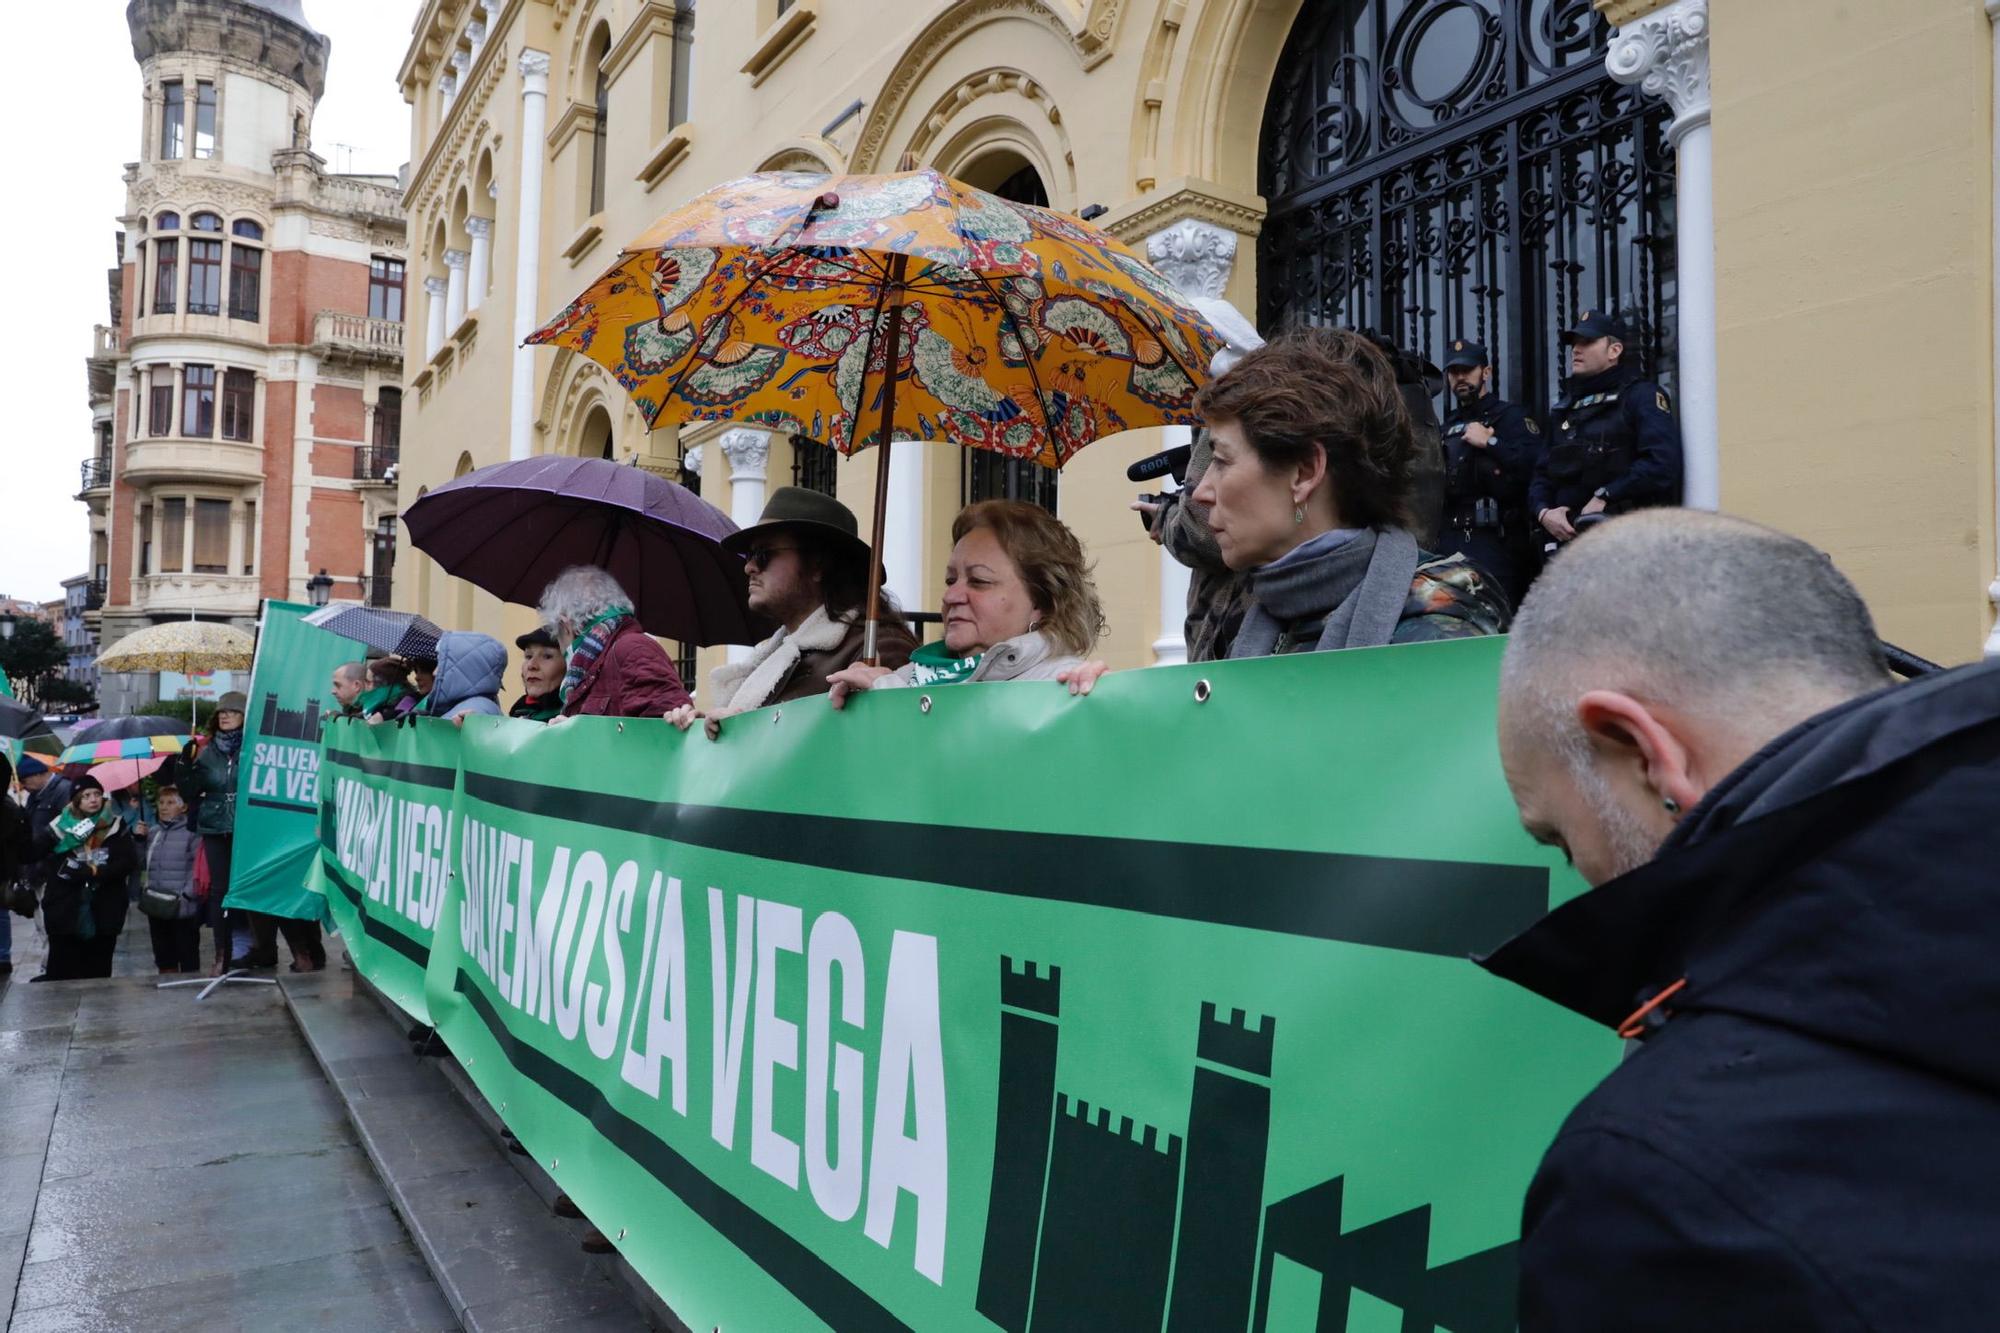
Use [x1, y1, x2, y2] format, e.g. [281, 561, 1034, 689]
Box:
[401, 456, 767, 647]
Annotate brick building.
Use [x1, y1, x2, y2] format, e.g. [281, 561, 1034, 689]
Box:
[90, 0, 408, 713]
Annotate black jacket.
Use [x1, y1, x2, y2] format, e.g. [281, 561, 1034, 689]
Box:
[1480, 661, 2000, 1332]
[1528, 361, 1681, 516]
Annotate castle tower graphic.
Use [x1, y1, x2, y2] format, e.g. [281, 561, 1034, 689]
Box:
[973, 956, 1518, 1332]
[260, 690, 323, 743]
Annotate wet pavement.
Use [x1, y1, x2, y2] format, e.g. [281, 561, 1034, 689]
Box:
[0, 910, 457, 1331]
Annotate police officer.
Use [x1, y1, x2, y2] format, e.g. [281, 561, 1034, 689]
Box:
[1440, 338, 1541, 597]
[1531, 310, 1682, 546]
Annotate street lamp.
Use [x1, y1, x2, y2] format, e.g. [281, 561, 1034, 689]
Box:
[0, 608, 15, 640]
[306, 569, 333, 608]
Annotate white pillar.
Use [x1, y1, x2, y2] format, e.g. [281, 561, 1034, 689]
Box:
[719, 428, 773, 664]
[1986, 0, 2000, 657]
[510, 50, 552, 461]
[443, 248, 469, 332]
[881, 443, 925, 620]
[1609, 0, 1714, 510]
[1144, 218, 1242, 664]
[465, 216, 492, 314]
[423, 277, 448, 361]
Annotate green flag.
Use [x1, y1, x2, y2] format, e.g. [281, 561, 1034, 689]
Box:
[227, 600, 367, 921]
[320, 637, 1616, 1330]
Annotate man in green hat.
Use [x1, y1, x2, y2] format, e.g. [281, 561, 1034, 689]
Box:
[667, 486, 916, 733]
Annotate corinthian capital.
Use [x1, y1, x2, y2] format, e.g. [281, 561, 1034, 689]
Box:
[1144, 219, 1238, 301]
[1606, 0, 1710, 143]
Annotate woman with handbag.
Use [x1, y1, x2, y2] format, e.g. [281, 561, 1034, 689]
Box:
[138, 785, 202, 974]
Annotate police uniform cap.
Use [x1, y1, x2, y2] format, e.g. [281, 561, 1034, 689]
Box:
[1443, 339, 1489, 370]
[1560, 310, 1629, 345]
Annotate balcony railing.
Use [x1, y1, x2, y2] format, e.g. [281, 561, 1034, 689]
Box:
[84, 580, 105, 611]
[314, 311, 405, 362]
[79, 458, 111, 491]
[353, 445, 399, 482]
[365, 573, 393, 608]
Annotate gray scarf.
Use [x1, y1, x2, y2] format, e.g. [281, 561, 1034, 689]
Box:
[1228, 528, 1421, 657]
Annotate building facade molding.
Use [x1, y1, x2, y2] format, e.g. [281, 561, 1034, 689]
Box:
[1606, 0, 1711, 144]
[1594, 0, 1676, 26]
[1144, 218, 1237, 301]
[1099, 175, 1267, 247]
[849, 0, 1091, 173]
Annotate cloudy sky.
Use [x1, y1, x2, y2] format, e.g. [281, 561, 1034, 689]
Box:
[0, 1, 412, 605]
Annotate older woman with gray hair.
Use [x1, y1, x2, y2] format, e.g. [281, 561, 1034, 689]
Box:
[536, 564, 691, 719]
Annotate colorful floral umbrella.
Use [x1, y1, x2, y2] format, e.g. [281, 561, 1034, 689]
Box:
[529, 167, 1224, 655]
[530, 169, 1221, 466]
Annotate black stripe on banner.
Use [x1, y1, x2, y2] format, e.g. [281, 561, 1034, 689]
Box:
[454, 974, 910, 1333]
[247, 797, 315, 814]
[322, 748, 458, 790]
[320, 861, 431, 968]
[461, 774, 1546, 959]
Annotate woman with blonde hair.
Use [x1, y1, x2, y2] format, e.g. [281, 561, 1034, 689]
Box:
[828, 499, 1106, 706]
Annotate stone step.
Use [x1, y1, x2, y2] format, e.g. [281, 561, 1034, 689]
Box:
[280, 957, 666, 1332]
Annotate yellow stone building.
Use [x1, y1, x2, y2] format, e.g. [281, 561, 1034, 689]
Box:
[391, 0, 2000, 691]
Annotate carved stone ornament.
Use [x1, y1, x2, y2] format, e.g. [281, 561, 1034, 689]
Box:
[682, 445, 704, 478]
[719, 428, 773, 479]
[1606, 0, 1710, 142]
[520, 49, 552, 81]
[1145, 219, 1238, 301]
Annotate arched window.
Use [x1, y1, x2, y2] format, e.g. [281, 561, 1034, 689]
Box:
[191, 212, 222, 232]
[228, 220, 263, 321]
[589, 25, 611, 215]
[155, 212, 180, 231]
[579, 406, 614, 460]
[1257, 0, 1675, 415]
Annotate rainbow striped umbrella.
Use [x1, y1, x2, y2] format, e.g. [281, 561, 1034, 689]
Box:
[58, 715, 192, 770]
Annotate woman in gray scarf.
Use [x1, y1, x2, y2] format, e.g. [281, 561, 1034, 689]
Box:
[1192, 327, 1509, 657]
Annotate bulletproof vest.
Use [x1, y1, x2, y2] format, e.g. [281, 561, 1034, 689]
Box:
[1546, 384, 1637, 496]
[1441, 405, 1505, 512]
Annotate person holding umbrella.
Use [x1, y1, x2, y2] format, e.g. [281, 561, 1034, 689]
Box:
[538, 566, 692, 719]
[667, 488, 916, 735]
[828, 500, 1105, 706]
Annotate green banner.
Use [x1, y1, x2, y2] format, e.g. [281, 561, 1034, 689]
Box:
[318, 637, 1615, 1331]
[227, 600, 367, 922]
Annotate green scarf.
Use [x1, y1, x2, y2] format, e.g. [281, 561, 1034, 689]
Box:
[356, 682, 410, 717]
[904, 640, 984, 687]
[52, 806, 120, 867]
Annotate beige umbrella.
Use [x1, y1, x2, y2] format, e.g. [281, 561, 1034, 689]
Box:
[97, 621, 257, 728]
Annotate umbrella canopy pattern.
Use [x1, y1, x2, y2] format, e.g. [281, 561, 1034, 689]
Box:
[64, 754, 171, 792]
[302, 605, 442, 661]
[58, 715, 193, 768]
[401, 456, 767, 648]
[98, 621, 256, 675]
[528, 169, 1225, 468]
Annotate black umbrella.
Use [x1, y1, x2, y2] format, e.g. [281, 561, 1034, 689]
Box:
[0, 697, 46, 742]
[401, 456, 766, 647]
[301, 605, 443, 660]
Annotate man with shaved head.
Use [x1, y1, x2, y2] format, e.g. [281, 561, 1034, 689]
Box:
[1481, 509, 2000, 1330]
[329, 660, 369, 717]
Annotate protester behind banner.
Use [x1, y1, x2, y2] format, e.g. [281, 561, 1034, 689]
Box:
[538, 565, 691, 718]
[1480, 510, 2000, 1330]
[670, 488, 916, 736]
[828, 500, 1104, 705]
[1189, 328, 1509, 657]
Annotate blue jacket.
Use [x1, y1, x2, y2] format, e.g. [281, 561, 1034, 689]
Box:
[422, 632, 506, 721]
[1481, 662, 2000, 1331]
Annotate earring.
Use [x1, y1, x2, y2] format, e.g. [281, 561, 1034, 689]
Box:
[1293, 504, 1305, 526]
[1662, 797, 1682, 815]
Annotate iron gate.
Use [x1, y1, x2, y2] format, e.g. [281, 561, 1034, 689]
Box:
[1259, 0, 1677, 417]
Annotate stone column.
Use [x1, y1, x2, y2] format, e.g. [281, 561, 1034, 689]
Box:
[1143, 217, 1240, 665]
[510, 50, 553, 461]
[1987, 0, 2000, 657]
[720, 428, 774, 664]
[465, 216, 493, 314]
[1607, 0, 1714, 510]
[444, 248, 469, 332]
[423, 277, 448, 360]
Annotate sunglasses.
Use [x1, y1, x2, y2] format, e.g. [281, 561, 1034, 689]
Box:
[744, 545, 799, 571]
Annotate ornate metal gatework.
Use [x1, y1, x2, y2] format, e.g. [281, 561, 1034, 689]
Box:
[1259, 0, 1677, 415]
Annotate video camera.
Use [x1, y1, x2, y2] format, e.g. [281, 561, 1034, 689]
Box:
[1128, 442, 1195, 533]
